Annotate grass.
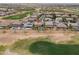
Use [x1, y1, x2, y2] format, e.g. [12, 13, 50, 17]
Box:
[3, 11, 32, 20]
[29, 41, 79, 55]
[0, 45, 6, 54]
[29, 41, 54, 55]
[10, 37, 50, 54]
[9, 35, 79, 55]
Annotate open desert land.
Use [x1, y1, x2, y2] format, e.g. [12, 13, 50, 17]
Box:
[0, 29, 77, 45]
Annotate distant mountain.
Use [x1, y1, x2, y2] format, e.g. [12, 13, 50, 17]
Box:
[0, 3, 79, 8]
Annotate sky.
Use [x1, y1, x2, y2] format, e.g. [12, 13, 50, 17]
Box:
[0, 0, 79, 3]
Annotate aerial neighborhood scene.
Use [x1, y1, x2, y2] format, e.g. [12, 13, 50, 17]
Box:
[0, 3, 79, 55]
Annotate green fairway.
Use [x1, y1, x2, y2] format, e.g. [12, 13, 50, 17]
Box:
[10, 37, 51, 54]
[29, 41, 79, 55]
[9, 37, 79, 55]
[3, 11, 32, 20]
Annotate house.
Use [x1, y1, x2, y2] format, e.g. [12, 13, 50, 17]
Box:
[56, 14, 61, 17]
[34, 20, 43, 27]
[55, 12, 64, 15]
[23, 21, 34, 29]
[30, 15, 37, 18]
[10, 23, 23, 30]
[65, 17, 73, 21]
[65, 17, 77, 27]
[55, 12, 64, 17]
[71, 23, 79, 31]
[44, 21, 54, 28]
[33, 20, 45, 31]
[72, 26, 79, 31]
[71, 15, 78, 18]
[45, 14, 53, 18]
[62, 14, 69, 18]
[28, 17, 36, 22]
[0, 23, 9, 29]
[0, 20, 14, 29]
[0, 11, 6, 16]
[44, 18, 53, 21]
[56, 22, 67, 30]
[67, 22, 79, 30]
[55, 17, 63, 23]
[10, 21, 24, 30]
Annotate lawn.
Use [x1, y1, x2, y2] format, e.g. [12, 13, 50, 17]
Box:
[3, 11, 32, 20]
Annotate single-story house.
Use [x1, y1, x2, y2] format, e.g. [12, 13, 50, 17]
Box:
[45, 14, 53, 18]
[34, 20, 44, 27]
[10, 23, 23, 30]
[56, 14, 62, 17]
[55, 17, 63, 23]
[62, 14, 70, 18]
[44, 21, 54, 28]
[0, 24, 9, 29]
[69, 22, 79, 31]
[28, 17, 36, 22]
[44, 18, 53, 21]
[23, 21, 34, 29]
[71, 15, 78, 18]
[56, 22, 67, 29]
[65, 17, 73, 21]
